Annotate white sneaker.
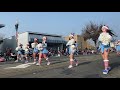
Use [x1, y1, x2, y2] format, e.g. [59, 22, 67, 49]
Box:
[32, 62, 36, 64]
[68, 65, 73, 68]
[47, 62, 50, 65]
[15, 60, 18, 62]
[36, 63, 41, 66]
[76, 63, 78, 66]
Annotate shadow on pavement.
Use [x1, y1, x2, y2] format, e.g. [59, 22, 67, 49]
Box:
[78, 61, 92, 66]
[84, 74, 102, 78]
[110, 62, 120, 70]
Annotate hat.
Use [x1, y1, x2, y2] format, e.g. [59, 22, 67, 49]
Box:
[102, 25, 109, 30]
[69, 33, 74, 37]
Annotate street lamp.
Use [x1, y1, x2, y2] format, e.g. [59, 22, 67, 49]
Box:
[15, 20, 19, 45]
[15, 21, 19, 31]
[0, 24, 5, 28]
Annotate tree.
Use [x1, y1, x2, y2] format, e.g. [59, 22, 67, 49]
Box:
[81, 21, 117, 46]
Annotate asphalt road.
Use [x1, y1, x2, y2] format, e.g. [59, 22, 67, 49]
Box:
[0, 53, 120, 78]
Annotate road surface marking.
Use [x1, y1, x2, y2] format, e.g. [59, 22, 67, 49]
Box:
[4, 63, 32, 69]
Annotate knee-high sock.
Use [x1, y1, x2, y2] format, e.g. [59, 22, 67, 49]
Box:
[104, 60, 109, 70]
[70, 59, 74, 65]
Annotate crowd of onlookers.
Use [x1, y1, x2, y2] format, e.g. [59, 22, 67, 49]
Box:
[0, 47, 118, 62]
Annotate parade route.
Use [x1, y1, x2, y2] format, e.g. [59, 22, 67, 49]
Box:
[0, 53, 120, 78]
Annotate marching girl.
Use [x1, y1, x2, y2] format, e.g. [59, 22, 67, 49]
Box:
[115, 40, 120, 56]
[66, 33, 78, 68]
[36, 36, 50, 66]
[98, 25, 112, 74]
[15, 43, 24, 62]
[31, 38, 39, 64]
[24, 43, 30, 63]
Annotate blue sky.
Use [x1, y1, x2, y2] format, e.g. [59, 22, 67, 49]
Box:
[0, 12, 120, 39]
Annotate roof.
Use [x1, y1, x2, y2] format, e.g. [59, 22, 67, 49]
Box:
[20, 31, 62, 37]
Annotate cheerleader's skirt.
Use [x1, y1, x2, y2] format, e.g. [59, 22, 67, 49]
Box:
[33, 48, 39, 53]
[41, 48, 48, 54]
[99, 44, 110, 53]
[69, 47, 76, 55]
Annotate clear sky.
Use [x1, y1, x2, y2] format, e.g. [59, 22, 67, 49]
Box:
[0, 12, 120, 39]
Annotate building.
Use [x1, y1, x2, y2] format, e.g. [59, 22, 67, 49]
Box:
[64, 35, 95, 50]
[0, 31, 67, 53]
[17, 31, 67, 51]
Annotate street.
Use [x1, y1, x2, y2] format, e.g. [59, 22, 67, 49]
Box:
[0, 53, 120, 78]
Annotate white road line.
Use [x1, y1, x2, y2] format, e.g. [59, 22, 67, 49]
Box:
[4, 63, 32, 69]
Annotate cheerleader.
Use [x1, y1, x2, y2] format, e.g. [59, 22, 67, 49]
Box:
[15, 43, 24, 62]
[66, 33, 78, 68]
[24, 43, 30, 63]
[31, 38, 39, 64]
[36, 36, 50, 66]
[98, 25, 112, 74]
[115, 40, 120, 56]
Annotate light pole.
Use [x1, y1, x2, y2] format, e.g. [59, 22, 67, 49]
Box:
[0, 24, 5, 28]
[15, 20, 19, 46]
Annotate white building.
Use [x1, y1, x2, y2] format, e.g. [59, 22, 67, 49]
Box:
[0, 31, 67, 53]
[17, 31, 66, 51]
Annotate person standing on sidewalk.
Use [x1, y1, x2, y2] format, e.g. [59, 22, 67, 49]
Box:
[98, 25, 112, 74]
[66, 33, 78, 68]
[31, 38, 39, 64]
[36, 36, 50, 66]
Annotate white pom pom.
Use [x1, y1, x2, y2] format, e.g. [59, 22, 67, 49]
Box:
[31, 43, 36, 48]
[16, 47, 19, 51]
[37, 43, 43, 50]
[71, 45, 76, 49]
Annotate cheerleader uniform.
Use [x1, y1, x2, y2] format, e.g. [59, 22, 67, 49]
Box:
[41, 41, 48, 54]
[24, 46, 30, 55]
[66, 39, 76, 55]
[31, 43, 39, 53]
[98, 32, 112, 74]
[16, 46, 24, 55]
[98, 32, 112, 53]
